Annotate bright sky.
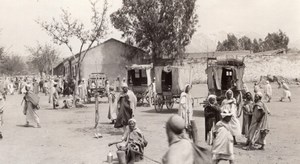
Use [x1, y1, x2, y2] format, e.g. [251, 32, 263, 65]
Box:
[0, 0, 299, 57]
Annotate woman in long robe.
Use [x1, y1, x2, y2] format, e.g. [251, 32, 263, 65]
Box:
[23, 86, 41, 128]
[178, 84, 193, 129]
[241, 92, 253, 138]
[221, 89, 241, 145]
[107, 87, 117, 123]
[245, 92, 270, 150]
[114, 83, 137, 130]
[204, 94, 221, 144]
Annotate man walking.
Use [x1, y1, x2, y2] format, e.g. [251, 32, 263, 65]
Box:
[23, 85, 41, 128]
[114, 83, 137, 133]
[264, 81, 272, 102]
[279, 80, 291, 102]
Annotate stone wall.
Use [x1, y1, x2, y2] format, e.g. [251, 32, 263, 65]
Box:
[188, 52, 300, 84]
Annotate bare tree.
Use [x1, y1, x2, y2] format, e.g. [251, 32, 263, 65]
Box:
[27, 43, 60, 77]
[37, 0, 108, 95]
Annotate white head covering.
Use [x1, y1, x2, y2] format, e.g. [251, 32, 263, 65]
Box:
[225, 89, 233, 99]
[121, 82, 128, 88]
[207, 94, 217, 105]
[256, 92, 263, 98]
[184, 84, 190, 93]
[221, 109, 233, 118]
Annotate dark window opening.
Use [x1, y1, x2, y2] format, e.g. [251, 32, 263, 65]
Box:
[221, 68, 233, 91]
[128, 69, 147, 86]
[162, 70, 172, 92]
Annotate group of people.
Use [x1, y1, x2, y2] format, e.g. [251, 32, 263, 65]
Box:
[109, 82, 213, 164]
[204, 87, 272, 164]
[253, 79, 292, 103]
[0, 74, 294, 164]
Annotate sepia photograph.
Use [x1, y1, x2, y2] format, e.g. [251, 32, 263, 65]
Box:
[0, 0, 299, 163]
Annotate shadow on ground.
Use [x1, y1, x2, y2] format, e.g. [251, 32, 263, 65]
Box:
[16, 124, 35, 128]
[141, 108, 178, 114]
[74, 124, 123, 136]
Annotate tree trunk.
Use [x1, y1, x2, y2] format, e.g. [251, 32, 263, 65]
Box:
[73, 62, 81, 106]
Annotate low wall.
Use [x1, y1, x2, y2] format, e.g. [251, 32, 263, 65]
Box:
[188, 52, 300, 84]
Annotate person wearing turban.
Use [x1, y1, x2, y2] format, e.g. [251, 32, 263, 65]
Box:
[244, 92, 271, 150]
[204, 94, 221, 145]
[221, 89, 241, 145]
[212, 109, 234, 164]
[178, 84, 193, 129]
[240, 92, 254, 138]
[118, 118, 147, 163]
[162, 115, 194, 164]
[114, 82, 137, 132]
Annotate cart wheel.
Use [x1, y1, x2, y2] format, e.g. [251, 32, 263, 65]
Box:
[150, 96, 154, 105]
[154, 95, 164, 112]
[166, 99, 174, 110]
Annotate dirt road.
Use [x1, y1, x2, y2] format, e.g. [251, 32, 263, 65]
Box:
[0, 84, 299, 164]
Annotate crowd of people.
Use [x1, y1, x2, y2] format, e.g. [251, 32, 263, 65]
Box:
[202, 79, 294, 164]
[0, 74, 294, 163]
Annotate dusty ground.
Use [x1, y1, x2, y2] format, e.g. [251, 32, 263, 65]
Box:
[0, 83, 299, 164]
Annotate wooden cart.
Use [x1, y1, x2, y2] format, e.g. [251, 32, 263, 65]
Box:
[153, 65, 192, 112]
[87, 73, 107, 102]
[126, 64, 153, 105]
[204, 57, 245, 106]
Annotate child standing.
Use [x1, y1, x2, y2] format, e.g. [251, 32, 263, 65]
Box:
[0, 94, 5, 139]
[212, 109, 234, 164]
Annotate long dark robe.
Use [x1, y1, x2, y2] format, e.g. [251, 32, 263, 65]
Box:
[241, 101, 253, 136]
[204, 104, 221, 141]
[114, 94, 132, 128]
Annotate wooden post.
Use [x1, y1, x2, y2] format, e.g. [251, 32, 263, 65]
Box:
[94, 93, 100, 129]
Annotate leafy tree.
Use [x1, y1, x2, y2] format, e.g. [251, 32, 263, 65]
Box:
[110, 0, 198, 64]
[252, 39, 260, 53]
[216, 41, 224, 52]
[0, 47, 4, 60]
[216, 34, 239, 51]
[238, 36, 252, 50]
[0, 55, 27, 75]
[27, 43, 60, 76]
[216, 30, 289, 53]
[263, 30, 289, 51]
